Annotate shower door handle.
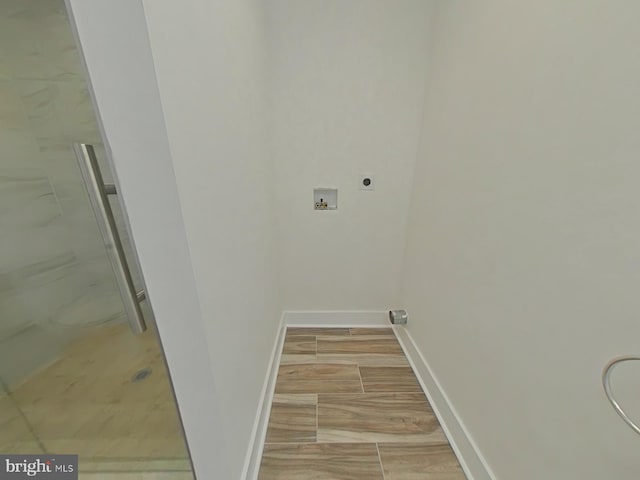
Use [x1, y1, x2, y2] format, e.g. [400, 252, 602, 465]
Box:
[73, 143, 146, 334]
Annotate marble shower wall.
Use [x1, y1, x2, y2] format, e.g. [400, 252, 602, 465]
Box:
[0, 0, 129, 378]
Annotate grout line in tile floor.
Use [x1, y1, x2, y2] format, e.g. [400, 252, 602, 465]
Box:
[356, 363, 365, 393]
[261, 327, 467, 479]
[375, 442, 386, 480]
[2, 323, 192, 466]
[0, 376, 48, 454]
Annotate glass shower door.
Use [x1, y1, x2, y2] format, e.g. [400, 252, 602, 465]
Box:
[0, 0, 193, 477]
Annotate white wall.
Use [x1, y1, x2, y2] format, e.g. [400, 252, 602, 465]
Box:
[67, 0, 280, 478]
[269, 0, 431, 310]
[401, 1, 640, 478]
[139, 1, 281, 477]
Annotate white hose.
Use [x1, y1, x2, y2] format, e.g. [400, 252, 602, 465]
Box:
[602, 355, 640, 435]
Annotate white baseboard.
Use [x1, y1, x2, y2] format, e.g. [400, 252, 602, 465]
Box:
[242, 310, 391, 479]
[242, 312, 493, 480]
[241, 314, 287, 480]
[283, 310, 390, 327]
[393, 325, 495, 480]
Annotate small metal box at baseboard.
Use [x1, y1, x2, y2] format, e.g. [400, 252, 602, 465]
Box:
[389, 309, 408, 325]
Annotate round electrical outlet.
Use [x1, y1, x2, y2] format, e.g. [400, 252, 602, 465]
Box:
[359, 175, 375, 190]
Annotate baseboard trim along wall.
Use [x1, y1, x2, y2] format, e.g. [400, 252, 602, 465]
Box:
[283, 310, 390, 326]
[243, 311, 493, 480]
[393, 325, 496, 480]
[242, 310, 389, 479]
[241, 314, 287, 480]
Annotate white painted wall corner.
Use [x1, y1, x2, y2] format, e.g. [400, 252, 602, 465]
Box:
[393, 325, 496, 480]
[241, 314, 287, 480]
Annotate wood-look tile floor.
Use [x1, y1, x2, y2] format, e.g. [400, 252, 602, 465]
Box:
[258, 327, 467, 480]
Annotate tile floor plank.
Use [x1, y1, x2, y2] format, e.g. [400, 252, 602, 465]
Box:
[378, 443, 467, 480]
[317, 393, 447, 443]
[317, 336, 403, 355]
[280, 354, 409, 366]
[279, 354, 317, 364]
[359, 366, 422, 392]
[315, 353, 409, 367]
[275, 364, 363, 394]
[349, 328, 395, 336]
[259, 443, 383, 480]
[259, 327, 465, 479]
[286, 328, 350, 336]
[265, 394, 317, 443]
[282, 335, 316, 355]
